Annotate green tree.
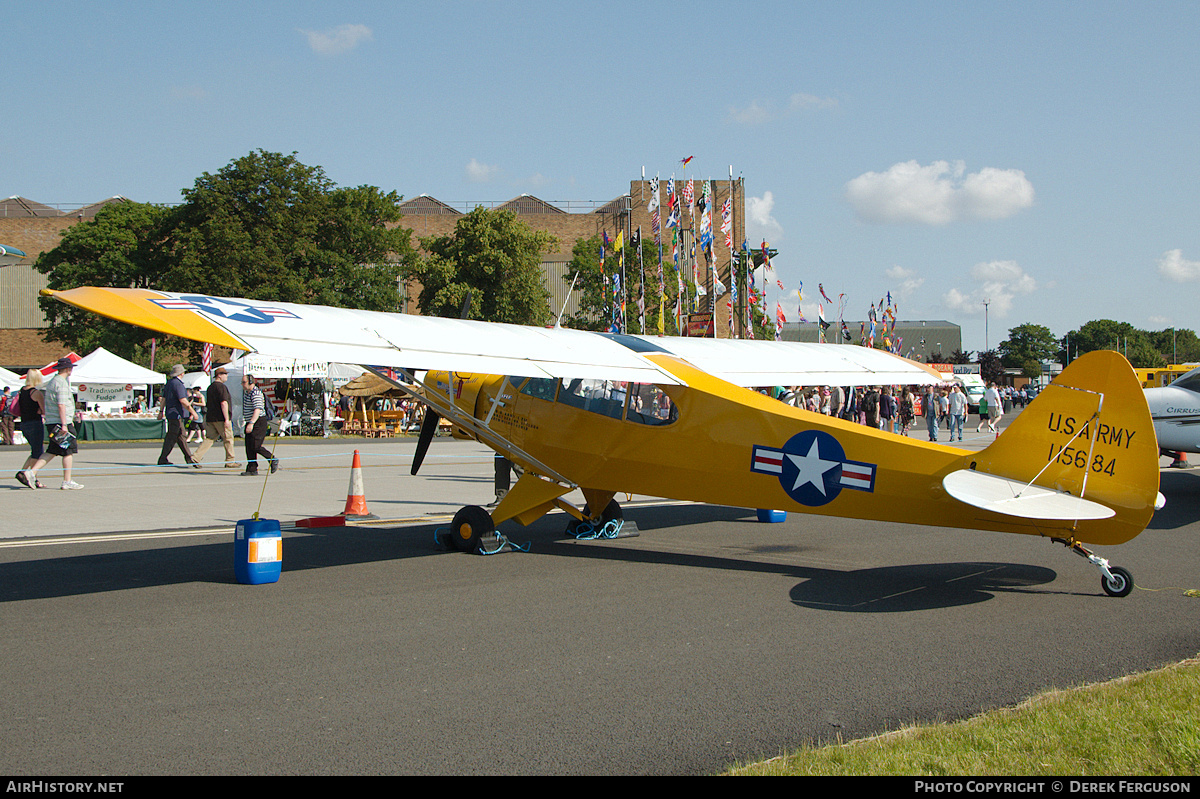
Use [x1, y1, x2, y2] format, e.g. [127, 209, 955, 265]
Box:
[563, 234, 613, 331]
[159, 150, 415, 308]
[37, 201, 171, 356]
[999, 323, 1059, 368]
[37, 150, 415, 363]
[404, 207, 554, 325]
[565, 233, 689, 334]
[1148, 328, 1200, 364]
[978, 350, 1004, 384]
[1066, 320, 1163, 368]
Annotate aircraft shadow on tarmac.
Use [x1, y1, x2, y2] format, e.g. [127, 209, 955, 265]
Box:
[1148, 469, 1200, 531]
[517, 504, 1062, 612]
[0, 503, 1056, 611]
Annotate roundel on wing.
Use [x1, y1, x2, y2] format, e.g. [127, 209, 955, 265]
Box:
[181, 295, 276, 325]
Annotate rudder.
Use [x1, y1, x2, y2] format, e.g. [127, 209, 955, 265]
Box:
[971, 351, 1160, 545]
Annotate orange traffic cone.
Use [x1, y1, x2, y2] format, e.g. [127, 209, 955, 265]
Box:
[342, 450, 376, 519]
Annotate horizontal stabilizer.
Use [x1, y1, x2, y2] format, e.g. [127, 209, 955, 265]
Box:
[942, 469, 1115, 521]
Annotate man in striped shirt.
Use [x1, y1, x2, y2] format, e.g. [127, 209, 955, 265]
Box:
[240, 374, 279, 476]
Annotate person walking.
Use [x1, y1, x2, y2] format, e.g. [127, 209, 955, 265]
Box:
[22, 357, 83, 490]
[194, 366, 239, 468]
[985, 383, 1003, 433]
[948, 385, 966, 442]
[924, 386, 939, 442]
[157, 365, 199, 467]
[1, 386, 13, 446]
[241, 374, 279, 476]
[14, 370, 47, 488]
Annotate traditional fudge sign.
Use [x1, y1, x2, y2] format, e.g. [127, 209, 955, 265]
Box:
[76, 383, 134, 403]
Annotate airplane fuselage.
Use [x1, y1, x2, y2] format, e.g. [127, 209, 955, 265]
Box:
[429, 349, 1159, 547]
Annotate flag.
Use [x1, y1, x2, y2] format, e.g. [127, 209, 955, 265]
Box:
[680, 156, 694, 167]
[202, 342, 213, 375]
[683, 179, 694, 206]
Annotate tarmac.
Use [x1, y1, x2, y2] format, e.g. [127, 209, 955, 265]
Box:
[3, 409, 1197, 775]
[1, 433, 506, 540]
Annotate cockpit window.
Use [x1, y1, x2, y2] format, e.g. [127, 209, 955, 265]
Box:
[557, 378, 627, 419]
[625, 383, 678, 425]
[1172, 369, 1200, 393]
[518, 377, 558, 401]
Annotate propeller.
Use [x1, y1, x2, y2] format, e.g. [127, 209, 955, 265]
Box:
[411, 407, 440, 475]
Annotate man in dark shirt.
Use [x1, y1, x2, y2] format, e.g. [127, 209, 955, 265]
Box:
[194, 366, 238, 468]
[157, 364, 199, 467]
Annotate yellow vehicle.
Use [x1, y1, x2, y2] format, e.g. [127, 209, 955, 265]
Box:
[1133, 364, 1197, 388]
[46, 286, 1163, 597]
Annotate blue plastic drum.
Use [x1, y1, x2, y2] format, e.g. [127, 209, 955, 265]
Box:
[235, 518, 283, 585]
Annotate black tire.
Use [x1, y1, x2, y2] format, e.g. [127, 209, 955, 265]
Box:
[1102, 566, 1134, 598]
[450, 505, 494, 554]
[565, 499, 622, 537]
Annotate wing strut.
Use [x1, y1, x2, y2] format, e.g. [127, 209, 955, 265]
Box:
[363, 365, 576, 488]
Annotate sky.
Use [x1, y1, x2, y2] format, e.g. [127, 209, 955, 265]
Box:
[5, 1, 1200, 355]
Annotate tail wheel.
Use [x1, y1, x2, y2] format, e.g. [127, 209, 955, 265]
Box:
[1102, 566, 1134, 598]
[450, 505, 494, 554]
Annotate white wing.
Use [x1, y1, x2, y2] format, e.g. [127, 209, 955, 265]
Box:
[636, 336, 945, 387]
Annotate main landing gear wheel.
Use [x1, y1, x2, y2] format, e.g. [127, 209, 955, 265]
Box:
[565, 498, 622, 537]
[1102, 565, 1134, 598]
[450, 505, 494, 553]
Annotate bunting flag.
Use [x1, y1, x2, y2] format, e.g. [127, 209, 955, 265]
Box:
[720, 197, 733, 250]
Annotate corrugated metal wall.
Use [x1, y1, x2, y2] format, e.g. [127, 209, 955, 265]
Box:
[0, 263, 50, 327]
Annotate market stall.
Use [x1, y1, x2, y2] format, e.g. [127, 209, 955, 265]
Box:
[337, 372, 426, 437]
[70, 348, 166, 440]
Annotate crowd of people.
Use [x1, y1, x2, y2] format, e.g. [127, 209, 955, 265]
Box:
[5, 358, 1032, 492]
[4, 361, 284, 489]
[773, 381, 1019, 442]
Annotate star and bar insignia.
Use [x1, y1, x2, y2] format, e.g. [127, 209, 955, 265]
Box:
[751, 429, 876, 507]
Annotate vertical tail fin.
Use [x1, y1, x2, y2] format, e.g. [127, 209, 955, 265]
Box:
[971, 351, 1159, 545]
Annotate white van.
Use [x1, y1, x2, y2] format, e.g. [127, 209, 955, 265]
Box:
[955, 374, 987, 413]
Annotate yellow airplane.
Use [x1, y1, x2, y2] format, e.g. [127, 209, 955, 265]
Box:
[45, 286, 1163, 597]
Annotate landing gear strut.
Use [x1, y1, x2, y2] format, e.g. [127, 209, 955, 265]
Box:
[1054, 537, 1134, 597]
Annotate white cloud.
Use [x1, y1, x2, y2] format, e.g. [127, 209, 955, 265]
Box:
[789, 92, 839, 111]
[301, 24, 373, 56]
[746, 191, 783, 242]
[886, 265, 925, 298]
[942, 260, 1038, 317]
[1158, 249, 1200, 282]
[726, 92, 838, 125]
[845, 160, 1034, 225]
[465, 158, 501, 183]
[726, 100, 771, 125]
